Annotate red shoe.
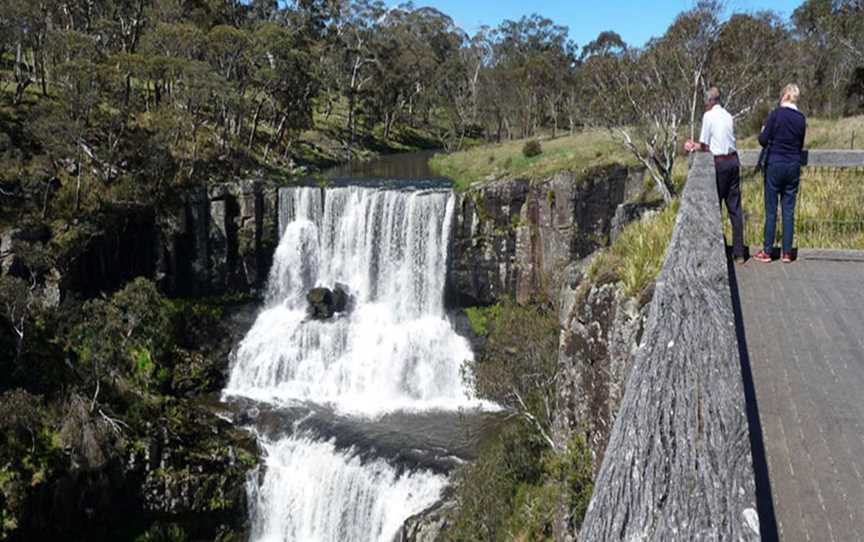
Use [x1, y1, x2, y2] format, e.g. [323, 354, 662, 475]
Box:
[781, 252, 793, 263]
[753, 250, 772, 263]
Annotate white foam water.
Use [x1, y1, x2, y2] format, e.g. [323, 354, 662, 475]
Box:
[226, 185, 485, 542]
[224, 186, 482, 416]
[248, 435, 446, 542]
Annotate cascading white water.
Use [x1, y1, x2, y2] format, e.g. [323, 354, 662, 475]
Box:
[224, 185, 480, 416]
[248, 434, 446, 542]
[225, 184, 485, 542]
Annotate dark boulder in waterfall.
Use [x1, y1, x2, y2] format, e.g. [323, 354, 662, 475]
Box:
[333, 282, 351, 312]
[306, 283, 352, 319]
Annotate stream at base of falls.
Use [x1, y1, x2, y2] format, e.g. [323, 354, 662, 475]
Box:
[221, 157, 500, 542]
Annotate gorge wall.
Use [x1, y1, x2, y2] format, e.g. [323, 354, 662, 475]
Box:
[446, 164, 644, 307]
[1, 180, 280, 303]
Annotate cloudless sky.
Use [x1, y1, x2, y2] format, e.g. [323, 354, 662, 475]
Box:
[395, 0, 806, 47]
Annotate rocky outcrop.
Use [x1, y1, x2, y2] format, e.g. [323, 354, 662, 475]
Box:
[306, 284, 351, 319]
[446, 164, 644, 307]
[396, 495, 458, 542]
[553, 263, 652, 473]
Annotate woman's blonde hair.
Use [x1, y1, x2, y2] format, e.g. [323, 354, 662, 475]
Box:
[781, 84, 800, 104]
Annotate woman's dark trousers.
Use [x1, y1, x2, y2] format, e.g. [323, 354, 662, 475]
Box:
[763, 161, 801, 254]
[715, 157, 745, 258]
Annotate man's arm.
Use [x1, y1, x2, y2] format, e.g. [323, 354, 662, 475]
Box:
[698, 112, 711, 149]
[685, 113, 711, 152]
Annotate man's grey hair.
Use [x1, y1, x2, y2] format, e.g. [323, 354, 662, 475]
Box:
[705, 87, 721, 104]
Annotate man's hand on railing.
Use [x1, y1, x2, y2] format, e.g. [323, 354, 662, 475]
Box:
[684, 140, 708, 153]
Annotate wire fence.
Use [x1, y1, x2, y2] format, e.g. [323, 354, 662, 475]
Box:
[724, 166, 864, 250]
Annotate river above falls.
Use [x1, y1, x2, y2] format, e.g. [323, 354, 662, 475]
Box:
[323, 150, 444, 180]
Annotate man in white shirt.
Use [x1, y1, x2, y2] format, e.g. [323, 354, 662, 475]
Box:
[685, 87, 745, 262]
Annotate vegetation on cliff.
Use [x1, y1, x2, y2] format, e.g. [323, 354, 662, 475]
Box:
[446, 301, 594, 540]
[589, 201, 681, 297]
[0, 276, 256, 541]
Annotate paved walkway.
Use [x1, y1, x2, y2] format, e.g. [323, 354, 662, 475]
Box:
[734, 250, 864, 542]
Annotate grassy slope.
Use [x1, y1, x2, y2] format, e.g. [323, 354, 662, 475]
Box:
[429, 130, 636, 190]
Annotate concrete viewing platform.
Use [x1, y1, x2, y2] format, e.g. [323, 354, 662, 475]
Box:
[734, 250, 864, 542]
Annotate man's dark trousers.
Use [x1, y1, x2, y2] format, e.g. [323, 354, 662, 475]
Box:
[715, 156, 745, 258]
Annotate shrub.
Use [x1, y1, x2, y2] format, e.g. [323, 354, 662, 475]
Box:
[469, 300, 558, 431]
[71, 277, 174, 390]
[445, 424, 594, 541]
[464, 305, 500, 337]
[446, 300, 594, 541]
[523, 139, 543, 158]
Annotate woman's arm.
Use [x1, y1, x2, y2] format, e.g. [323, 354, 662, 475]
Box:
[799, 117, 807, 152]
[758, 110, 775, 148]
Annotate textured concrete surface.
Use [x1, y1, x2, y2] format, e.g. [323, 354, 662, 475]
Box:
[580, 153, 759, 541]
[735, 250, 864, 542]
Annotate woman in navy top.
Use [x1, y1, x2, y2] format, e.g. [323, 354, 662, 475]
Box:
[754, 84, 807, 263]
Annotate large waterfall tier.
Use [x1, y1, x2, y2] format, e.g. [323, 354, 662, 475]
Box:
[224, 184, 486, 416]
[248, 434, 446, 542]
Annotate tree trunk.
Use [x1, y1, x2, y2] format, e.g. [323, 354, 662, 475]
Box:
[347, 92, 356, 150]
[265, 113, 287, 162]
[383, 111, 396, 140]
[248, 100, 264, 148]
[13, 42, 31, 105]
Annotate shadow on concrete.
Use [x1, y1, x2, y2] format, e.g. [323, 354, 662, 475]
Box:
[728, 259, 780, 542]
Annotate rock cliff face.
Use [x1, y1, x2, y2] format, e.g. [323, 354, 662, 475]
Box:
[553, 265, 651, 473]
[155, 180, 279, 297]
[446, 164, 643, 307]
[0, 180, 279, 303]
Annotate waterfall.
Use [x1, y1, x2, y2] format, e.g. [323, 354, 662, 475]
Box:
[225, 185, 484, 542]
[248, 435, 446, 542]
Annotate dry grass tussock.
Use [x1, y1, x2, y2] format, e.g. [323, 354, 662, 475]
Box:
[589, 201, 680, 298]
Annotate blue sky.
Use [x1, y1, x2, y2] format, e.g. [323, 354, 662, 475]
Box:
[398, 0, 806, 47]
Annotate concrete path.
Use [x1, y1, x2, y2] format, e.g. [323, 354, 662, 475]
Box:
[733, 250, 864, 542]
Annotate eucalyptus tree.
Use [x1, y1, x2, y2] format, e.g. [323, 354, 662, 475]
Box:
[708, 12, 791, 122]
[793, 0, 864, 116]
[491, 14, 574, 138]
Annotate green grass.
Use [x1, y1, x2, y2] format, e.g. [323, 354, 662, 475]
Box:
[429, 130, 635, 190]
[588, 200, 680, 297]
[725, 167, 864, 249]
